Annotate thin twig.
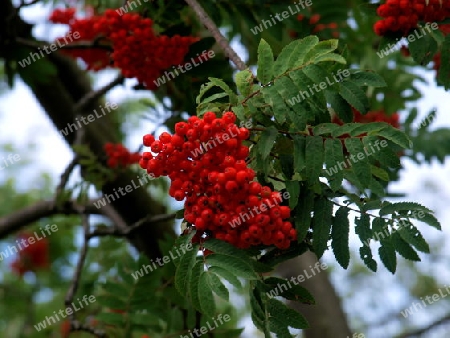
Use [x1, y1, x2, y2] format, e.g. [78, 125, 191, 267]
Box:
[183, 0, 247, 71]
[14, 37, 113, 52]
[64, 213, 90, 316]
[88, 213, 176, 239]
[73, 74, 125, 114]
[399, 313, 450, 338]
[54, 156, 79, 202]
[0, 200, 103, 239]
[65, 209, 106, 337]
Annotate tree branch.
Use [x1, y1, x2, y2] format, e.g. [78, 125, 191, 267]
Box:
[88, 213, 176, 239]
[64, 210, 106, 337]
[183, 0, 247, 71]
[0, 200, 103, 238]
[73, 74, 124, 114]
[399, 313, 450, 338]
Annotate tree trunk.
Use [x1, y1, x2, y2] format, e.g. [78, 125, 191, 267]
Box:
[277, 251, 353, 338]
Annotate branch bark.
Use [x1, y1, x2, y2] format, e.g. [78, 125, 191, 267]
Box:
[278, 251, 353, 338]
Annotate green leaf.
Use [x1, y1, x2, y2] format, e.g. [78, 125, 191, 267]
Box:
[264, 277, 315, 304]
[101, 282, 129, 296]
[379, 202, 433, 216]
[313, 123, 340, 136]
[302, 64, 329, 84]
[250, 289, 266, 331]
[289, 35, 320, 69]
[303, 39, 339, 64]
[202, 238, 252, 262]
[412, 212, 441, 230]
[96, 295, 126, 309]
[408, 28, 438, 65]
[198, 271, 216, 315]
[295, 188, 315, 242]
[273, 39, 301, 76]
[235, 69, 254, 97]
[391, 232, 421, 261]
[438, 35, 450, 88]
[267, 298, 309, 329]
[262, 84, 289, 124]
[355, 213, 372, 244]
[305, 136, 324, 184]
[257, 39, 274, 84]
[293, 135, 306, 173]
[331, 207, 350, 268]
[312, 197, 333, 258]
[344, 138, 372, 187]
[130, 313, 160, 326]
[206, 254, 259, 280]
[205, 271, 229, 300]
[379, 236, 397, 273]
[376, 125, 412, 149]
[285, 180, 300, 209]
[349, 122, 388, 137]
[189, 259, 204, 311]
[199, 92, 229, 105]
[325, 90, 353, 123]
[313, 52, 346, 64]
[208, 266, 242, 289]
[349, 71, 387, 87]
[97, 312, 126, 326]
[397, 222, 430, 253]
[207, 77, 238, 104]
[339, 81, 369, 114]
[360, 245, 377, 272]
[324, 138, 345, 191]
[258, 126, 278, 160]
[175, 242, 200, 294]
[259, 242, 309, 267]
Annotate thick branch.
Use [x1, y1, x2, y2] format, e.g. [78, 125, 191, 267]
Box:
[0, 200, 102, 238]
[184, 0, 247, 71]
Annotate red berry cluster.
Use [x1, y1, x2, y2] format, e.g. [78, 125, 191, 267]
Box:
[10, 232, 49, 276]
[104, 143, 141, 168]
[374, 0, 450, 37]
[297, 14, 340, 38]
[139, 112, 297, 250]
[51, 9, 198, 89]
[49, 8, 76, 24]
[332, 107, 400, 129]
